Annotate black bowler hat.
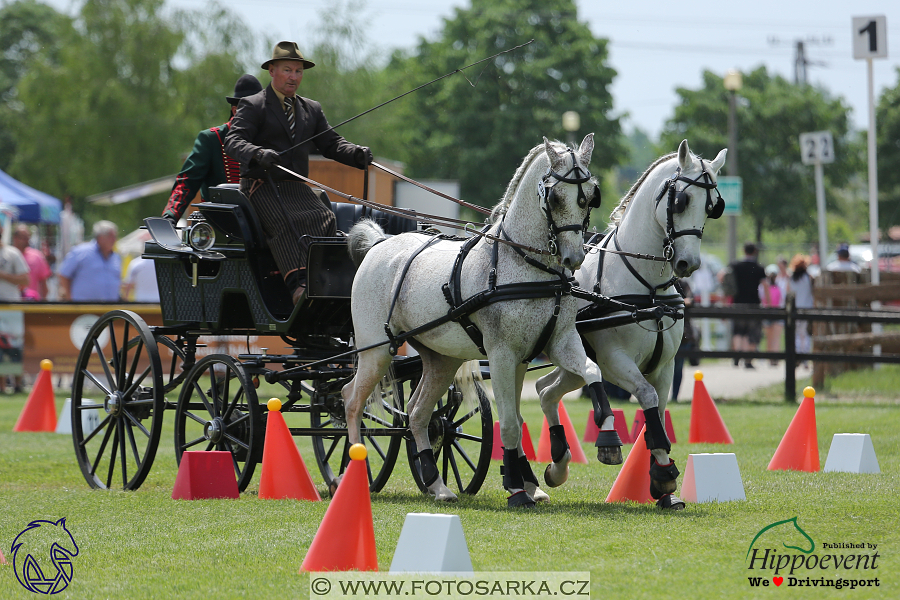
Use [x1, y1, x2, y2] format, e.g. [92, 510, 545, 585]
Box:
[226, 74, 263, 105]
[261, 41, 316, 70]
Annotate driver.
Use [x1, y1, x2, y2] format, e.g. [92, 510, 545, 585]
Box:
[225, 41, 373, 304]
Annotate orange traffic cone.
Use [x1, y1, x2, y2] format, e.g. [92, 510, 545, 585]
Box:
[768, 387, 820, 472]
[537, 401, 588, 464]
[13, 359, 56, 432]
[491, 421, 536, 460]
[300, 443, 377, 572]
[259, 399, 321, 501]
[630, 409, 676, 444]
[584, 408, 631, 444]
[172, 451, 239, 500]
[605, 425, 653, 504]
[688, 371, 734, 444]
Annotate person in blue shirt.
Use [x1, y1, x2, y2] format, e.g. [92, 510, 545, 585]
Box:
[58, 221, 121, 301]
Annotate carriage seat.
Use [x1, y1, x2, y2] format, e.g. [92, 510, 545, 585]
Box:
[328, 200, 419, 236]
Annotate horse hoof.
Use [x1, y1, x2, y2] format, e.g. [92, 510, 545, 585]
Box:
[596, 446, 623, 465]
[525, 481, 550, 503]
[649, 458, 679, 497]
[428, 482, 459, 503]
[542, 462, 569, 488]
[650, 477, 678, 497]
[507, 490, 536, 509]
[656, 494, 685, 510]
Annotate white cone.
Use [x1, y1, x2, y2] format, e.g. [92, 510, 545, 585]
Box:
[56, 398, 100, 434]
[389, 513, 473, 574]
[824, 434, 880, 474]
[681, 453, 746, 503]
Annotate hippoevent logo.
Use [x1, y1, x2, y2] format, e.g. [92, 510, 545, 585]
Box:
[11, 518, 80, 594]
[746, 517, 880, 590]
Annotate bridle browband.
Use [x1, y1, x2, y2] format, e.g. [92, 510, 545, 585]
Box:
[654, 159, 725, 260]
[536, 148, 601, 256]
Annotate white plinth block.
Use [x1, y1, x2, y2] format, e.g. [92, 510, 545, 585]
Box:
[681, 453, 746, 503]
[823, 434, 880, 474]
[389, 513, 473, 574]
[56, 398, 100, 434]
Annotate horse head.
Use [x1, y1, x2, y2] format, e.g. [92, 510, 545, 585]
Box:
[655, 139, 727, 277]
[538, 134, 601, 271]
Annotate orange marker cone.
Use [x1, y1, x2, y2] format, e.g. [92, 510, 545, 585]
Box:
[605, 425, 654, 504]
[630, 409, 645, 443]
[688, 371, 734, 444]
[300, 443, 377, 572]
[172, 451, 239, 500]
[13, 359, 57, 432]
[584, 408, 631, 443]
[537, 401, 588, 464]
[768, 387, 820, 472]
[664, 410, 677, 444]
[491, 421, 536, 460]
[259, 399, 321, 501]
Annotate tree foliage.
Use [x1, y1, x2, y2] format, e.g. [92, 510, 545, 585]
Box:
[660, 67, 856, 241]
[7, 0, 253, 227]
[387, 0, 623, 208]
[876, 67, 900, 228]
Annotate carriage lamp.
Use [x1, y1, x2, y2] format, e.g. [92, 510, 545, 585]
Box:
[188, 222, 216, 251]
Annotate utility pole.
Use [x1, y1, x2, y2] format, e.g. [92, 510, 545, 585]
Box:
[767, 35, 832, 85]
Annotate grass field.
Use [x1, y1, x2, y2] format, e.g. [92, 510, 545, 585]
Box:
[1, 365, 898, 599]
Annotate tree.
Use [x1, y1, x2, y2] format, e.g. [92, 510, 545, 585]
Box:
[0, 0, 73, 170]
[660, 67, 857, 242]
[8, 0, 254, 227]
[388, 0, 623, 208]
[876, 67, 900, 228]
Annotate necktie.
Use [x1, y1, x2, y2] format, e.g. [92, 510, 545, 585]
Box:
[284, 97, 295, 140]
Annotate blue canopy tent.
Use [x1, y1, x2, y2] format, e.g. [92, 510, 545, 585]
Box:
[0, 169, 62, 224]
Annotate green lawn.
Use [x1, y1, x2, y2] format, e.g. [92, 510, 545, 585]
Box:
[0, 370, 897, 599]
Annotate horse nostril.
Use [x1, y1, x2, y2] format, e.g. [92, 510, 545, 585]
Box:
[676, 259, 689, 274]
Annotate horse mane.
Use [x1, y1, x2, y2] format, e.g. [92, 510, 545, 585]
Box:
[490, 140, 568, 223]
[607, 152, 677, 228]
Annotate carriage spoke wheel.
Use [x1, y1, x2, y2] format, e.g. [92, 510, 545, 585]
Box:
[310, 373, 406, 493]
[407, 378, 493, 496]
[71, 310, 164, 491]
[174, 354, 261, 492]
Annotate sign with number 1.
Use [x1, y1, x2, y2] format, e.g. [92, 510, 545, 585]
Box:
[853, 16, 887, 60]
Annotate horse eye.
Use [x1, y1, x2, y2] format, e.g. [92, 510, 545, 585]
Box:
[674, 191, 689, 213]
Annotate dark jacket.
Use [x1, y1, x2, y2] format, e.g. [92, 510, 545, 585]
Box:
[224, 84, 363, 181]
[163, 122, 239, 221]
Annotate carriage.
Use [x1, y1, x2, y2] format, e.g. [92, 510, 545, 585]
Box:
[69, 182, 494, 495]
[70, 137, 725, 509]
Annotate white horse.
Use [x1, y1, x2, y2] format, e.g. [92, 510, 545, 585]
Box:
[536, 139, 727, 509]
[343, 135, 612, 507]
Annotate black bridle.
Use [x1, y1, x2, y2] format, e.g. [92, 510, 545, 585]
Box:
[537, 148, 601, 255]
[654, 159, 725, 260]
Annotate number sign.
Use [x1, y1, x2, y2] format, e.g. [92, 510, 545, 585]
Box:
[799, 131, 835, 165]
[853, 16, 887, 60]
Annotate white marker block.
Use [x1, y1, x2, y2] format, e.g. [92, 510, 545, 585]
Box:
[56, 398, 100, 434]
[389, 513, 473, 574]
[681, 453, 746, 503]
[823, 433, 880, 474]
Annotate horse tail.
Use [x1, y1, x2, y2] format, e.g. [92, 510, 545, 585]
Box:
[453, 360, 490, 416]
[347, 218, 387, 266]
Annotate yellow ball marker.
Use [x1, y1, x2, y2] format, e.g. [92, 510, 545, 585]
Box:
[803, 386, 816, 399]
[267, 398, 282, 412]
[40, 359, 53, 371]
[693, 370, 703, 381]
[348, 443, 367, 461]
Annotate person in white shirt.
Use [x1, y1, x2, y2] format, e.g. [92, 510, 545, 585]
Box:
[122, 256, 160, 302]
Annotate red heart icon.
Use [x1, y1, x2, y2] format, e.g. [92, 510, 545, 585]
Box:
[773, 577, 783, 586]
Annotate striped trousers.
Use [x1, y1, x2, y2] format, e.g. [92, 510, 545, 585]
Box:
[239, 178, 336, 275]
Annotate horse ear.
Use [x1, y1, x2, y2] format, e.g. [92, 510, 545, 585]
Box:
[710, 148, 728, 173]
[677, 139, 692, 170]
[544, 136, 564, 172]
[578, 133, 594, 166]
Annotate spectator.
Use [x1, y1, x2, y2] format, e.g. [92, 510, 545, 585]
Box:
[825, 243, 862, 273]
[761, 265, 783, 366]
[729, 243, 769, 369]
[122, 256, 160, 302]
[788, 254, 815, 367]
[11, 225, 51, 300]
[0, 225, 29, 299]
[58, 220, 121, 301]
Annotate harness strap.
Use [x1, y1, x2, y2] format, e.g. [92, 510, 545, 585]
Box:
[384, 233, 443, 354]
[612, 232, 677, 301]
[444, 232, 488, 354]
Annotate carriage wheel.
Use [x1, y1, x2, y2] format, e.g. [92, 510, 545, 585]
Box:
[406, 378, 493, 496]
[156, 334, 193, 394]
[309, 372, 405, 493]
[174, 354, 262, 492]
[71, 310, 164, 490]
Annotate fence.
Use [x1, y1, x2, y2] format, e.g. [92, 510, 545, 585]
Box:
[679, 296, 900, 401]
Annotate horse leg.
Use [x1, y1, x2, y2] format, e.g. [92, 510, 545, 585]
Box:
[645, 364, 685, 510]
[536, 367, 584, 486]
[507, 364, 548, 502]
[405, 343, 463, 502]
[489, 356, 535, 508]
[546, 333, 623, 466]
[342, 347, 393, 445]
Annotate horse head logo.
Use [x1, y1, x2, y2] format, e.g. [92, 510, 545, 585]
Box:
[12, 517, 79, 594]
[746, 516, 815, 560]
